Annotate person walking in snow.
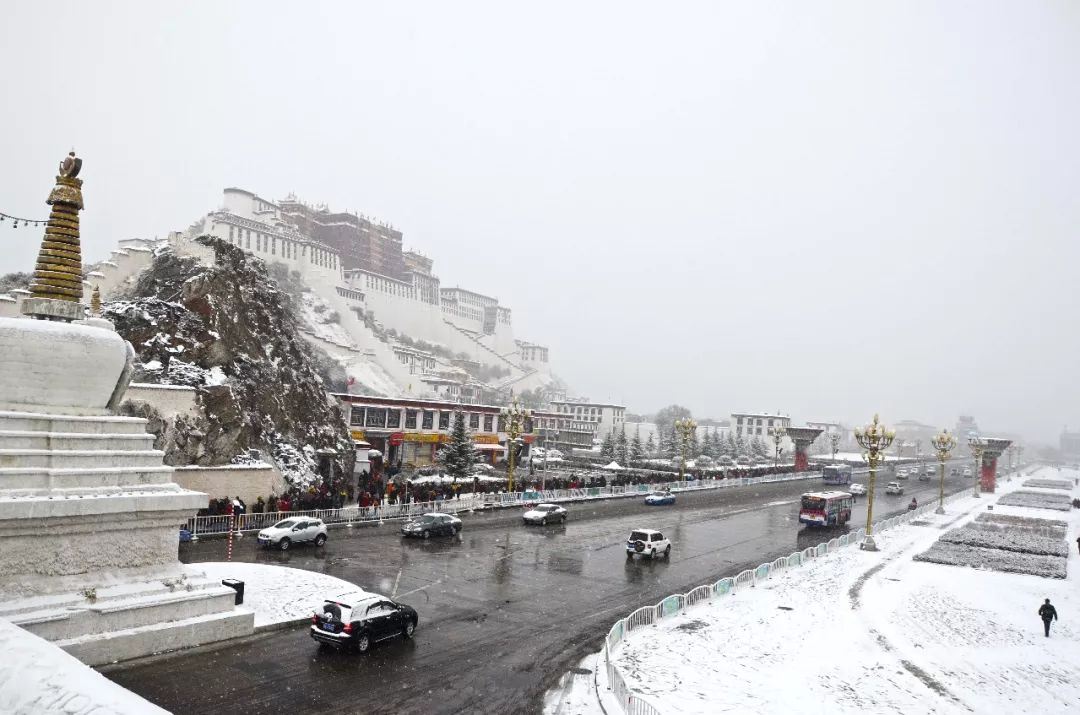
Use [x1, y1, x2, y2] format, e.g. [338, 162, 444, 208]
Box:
[1038, 598, 1058, 637]
[1076, 535, 1080, 555]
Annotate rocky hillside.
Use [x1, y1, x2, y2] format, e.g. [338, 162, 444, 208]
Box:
[104, 237, 353, 487]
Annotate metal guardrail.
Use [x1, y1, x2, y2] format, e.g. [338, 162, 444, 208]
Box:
[186, 470, 827, 537]
[600, 487, 976, 714]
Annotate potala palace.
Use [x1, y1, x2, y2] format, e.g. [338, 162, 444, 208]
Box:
[2, 187, 560, 405]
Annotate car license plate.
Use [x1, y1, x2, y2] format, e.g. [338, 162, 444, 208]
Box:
[323, 623, 337, 633]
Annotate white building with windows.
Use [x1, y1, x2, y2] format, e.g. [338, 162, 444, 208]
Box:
[549, 399, 626, 441]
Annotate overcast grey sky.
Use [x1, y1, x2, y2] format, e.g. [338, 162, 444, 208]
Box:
[2, 2, 1078, 443]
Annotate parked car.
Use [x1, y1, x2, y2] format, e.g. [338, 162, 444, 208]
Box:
[950, 467, 959, 476]
[400, 512, 462, 539]
[644, 490, 676, 506]
[522, 503, 567, 525]
[848, 483, 867, 496]
[885, 482, 904, 495]
[310, 590, 418, 653]
[918, 469, 931, 482]
[472, 463, 495, 473]
[257, 518, 327, 551]
[962, 467, 973, 477]
[625, 529, 671, 560]
[896, 470, 908, 480]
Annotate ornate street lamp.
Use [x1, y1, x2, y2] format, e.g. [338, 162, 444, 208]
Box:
[1006, 444, 1016, 481]
[829, 432, 841, 462]
[769, 426, 786, 469]
[501, 399, 531, 493]
[673, 417, 697, 480]
[968, 435, 985, 498]
[854, 414, 895, 552]
[931, 429, 957, 514]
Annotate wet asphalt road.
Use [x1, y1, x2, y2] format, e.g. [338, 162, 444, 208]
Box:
[104, 465, 974, 715]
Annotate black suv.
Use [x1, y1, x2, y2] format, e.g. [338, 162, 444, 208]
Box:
[310, 591, 419, 653]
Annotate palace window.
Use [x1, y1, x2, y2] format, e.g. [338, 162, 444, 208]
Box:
[470, 413, 480, 429]
[484, 415, 493, 432]
[422, 411, 433, 429]
[439, 411, 450, 430]
[349, 408, 364, 426]
[366, 408, 387, 428]
[405, 410, 417, 429]
[387, 409, 401, 429]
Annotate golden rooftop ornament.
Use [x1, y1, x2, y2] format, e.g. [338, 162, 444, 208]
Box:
[22, 152, 86, 321]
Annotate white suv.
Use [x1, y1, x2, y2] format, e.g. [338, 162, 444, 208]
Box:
[626, 529, 671, 560]
[257, 518, 328, 551]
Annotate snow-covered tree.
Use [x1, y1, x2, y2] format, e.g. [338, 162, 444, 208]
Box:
[726, 432, 738, 455]
[751, 436, 769, 459]
[439, 410, 477, 482]
[735, 433, 748, 456]
[689, 428, 700, 459]
[630, 427, 645, 463]
[614, 426, 629, 465]
[600, 431, 616, 460]
[645, 431, 656, 457]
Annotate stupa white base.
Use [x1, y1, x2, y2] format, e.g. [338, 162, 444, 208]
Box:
[0, 407, 254, 664]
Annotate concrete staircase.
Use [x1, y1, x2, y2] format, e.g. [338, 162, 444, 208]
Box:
[0, 410, 253, 666]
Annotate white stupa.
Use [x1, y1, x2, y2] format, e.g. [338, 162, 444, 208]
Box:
[0, 153, 252, 665]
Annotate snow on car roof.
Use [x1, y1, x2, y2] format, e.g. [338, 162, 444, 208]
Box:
[631, 528, 663, 534]
[324, 589, 378, 608]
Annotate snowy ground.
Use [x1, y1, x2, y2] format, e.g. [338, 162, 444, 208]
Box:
[0, 618, 169, 715]
[561, 465, 1080, 715]
[190, 562, 368, 629]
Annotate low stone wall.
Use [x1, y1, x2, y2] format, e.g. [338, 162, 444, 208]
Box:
[172, 464, 285, 503]
[125, 382, 197, 418]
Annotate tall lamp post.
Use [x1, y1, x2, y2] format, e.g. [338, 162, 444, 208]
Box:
[968, 435, 985, 498]
[1006, 444, 1016, 481]
[854, 414, 895, 552]
[769, 426, 786, 469]
[931, 429, 957, 514]
[829, 432, 841, 462]
[542, 430, 559, 491]
[673, 418, 697, 480]
[501, 400, 531, 494]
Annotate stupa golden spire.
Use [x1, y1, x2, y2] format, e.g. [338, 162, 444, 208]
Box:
[23, 152, 86, 321]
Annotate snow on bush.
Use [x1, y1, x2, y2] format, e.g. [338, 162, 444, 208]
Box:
[1021, 479, 1073, 490]
[996, 490, 1072, 511]
[914, 542, 1067, 579]
[975, 513, 1068, 538]
[939, 525, 1069, 557]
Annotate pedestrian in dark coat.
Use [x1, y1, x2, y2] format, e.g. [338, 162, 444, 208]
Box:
[1038, 598, 1058, 637]
[1076, 535, 1080, 555]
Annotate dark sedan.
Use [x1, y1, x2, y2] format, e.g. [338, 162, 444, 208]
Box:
[400, 512, 463, 539]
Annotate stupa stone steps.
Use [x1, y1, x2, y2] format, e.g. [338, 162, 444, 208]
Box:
[0, 411, 153, 436]
[0, 430, 157, 451]
[55, 608, 255, 667]
[10, 584, 239, 642]
[0, 449, 166, 470]
[0, 465, 176, 492]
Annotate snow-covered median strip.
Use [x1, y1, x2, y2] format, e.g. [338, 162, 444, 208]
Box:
[189, 562, 366, 629]
[575, 465, 1080, 715]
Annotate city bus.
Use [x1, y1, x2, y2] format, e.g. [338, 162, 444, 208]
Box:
[798, 491, 854, 527]
[822, 464, 852, 486]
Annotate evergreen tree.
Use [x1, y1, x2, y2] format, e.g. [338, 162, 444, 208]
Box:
[645, 431, 656, 457]
[705, 428, 719, 458]
[735, 432, 747, 456]
[667, 425, 678, 459]
[441, 410, 478, 482]
[751, 436, 768, 459]
[689, 428, 700, 459]
[630, 427, 645, 463]
[615, 425, 629, 465]
[726, 431, 737, 455]
[600, 431, 616, 460]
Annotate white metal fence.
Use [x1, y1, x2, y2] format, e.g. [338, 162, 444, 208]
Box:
[601, 488, 975, 715]
[186, 470, 827, 537]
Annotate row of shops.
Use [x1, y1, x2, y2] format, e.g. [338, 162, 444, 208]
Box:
[335, 393, 536, 473]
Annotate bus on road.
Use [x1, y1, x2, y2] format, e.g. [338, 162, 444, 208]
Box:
[799, 491, 854, 527]
[822, 464, 853, 486]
